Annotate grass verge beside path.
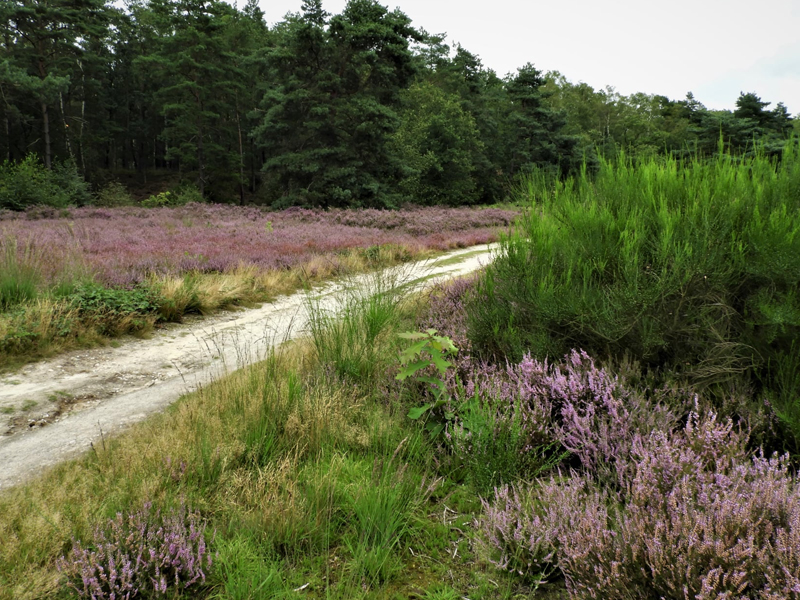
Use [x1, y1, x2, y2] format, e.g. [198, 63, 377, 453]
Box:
[0, 244, 459, 372]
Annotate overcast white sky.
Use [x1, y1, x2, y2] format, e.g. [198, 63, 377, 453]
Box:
[252, 0, 800, 115]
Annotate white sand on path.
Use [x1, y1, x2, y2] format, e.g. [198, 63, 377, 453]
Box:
[0, 244, 496, 490]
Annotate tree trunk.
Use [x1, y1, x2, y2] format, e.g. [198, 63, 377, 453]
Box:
[196, 97, 205, 198]
[78, 61, 86, 175]
[4, 115, 10, 162]
[59, 92, 75, 162]
[235, 95, 245, 205]
[41, 101, 52, 169]
[36, 52, 52, 169]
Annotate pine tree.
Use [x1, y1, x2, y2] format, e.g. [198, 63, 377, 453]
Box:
[1, 0, 110, 168]
[506, 63, 579, 177]
[253, 0, 422, 208]
[135, 0, 243, 198]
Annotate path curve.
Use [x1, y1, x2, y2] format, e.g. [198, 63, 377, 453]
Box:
[0, 244, 495, 490]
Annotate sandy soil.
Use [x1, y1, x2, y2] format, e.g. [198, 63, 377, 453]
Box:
[0, 244, 496, 490]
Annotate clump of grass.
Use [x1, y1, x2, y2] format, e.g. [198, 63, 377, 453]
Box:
[212, 536, 288, 600]
[306, 269, 407, 384]
[0, 238, 42, 311]
[344, 438, 437, 587]
[0, 299, 87, 365]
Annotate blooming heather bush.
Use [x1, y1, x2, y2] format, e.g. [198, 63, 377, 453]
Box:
[420, 279, 682, 484]
[0, 204, 517, 288]
[479, 412, 800, 600]
[57, 502, 211, 599]
[451, 350, 680, 486]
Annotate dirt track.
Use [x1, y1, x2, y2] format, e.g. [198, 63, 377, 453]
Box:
[0, 244, 496, 490]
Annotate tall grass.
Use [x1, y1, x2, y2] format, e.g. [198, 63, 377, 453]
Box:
[0, 238, 42, 310]
[306, 268, 408, 383]
[469, 141, 800, 446]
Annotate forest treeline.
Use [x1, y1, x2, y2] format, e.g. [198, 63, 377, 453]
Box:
[1, 0, 797, 208]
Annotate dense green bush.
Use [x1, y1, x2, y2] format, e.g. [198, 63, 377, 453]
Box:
[95, 181, 136, 207]
[69, 283, 161, 334]
[0, 155, 91, 210]
[468, 141, 800, 445]
[141, 184, 203, 208]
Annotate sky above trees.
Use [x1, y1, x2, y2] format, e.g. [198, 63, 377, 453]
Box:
[252, 0, 800, 115]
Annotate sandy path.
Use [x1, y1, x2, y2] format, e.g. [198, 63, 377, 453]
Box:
[0, 244, 495, 490]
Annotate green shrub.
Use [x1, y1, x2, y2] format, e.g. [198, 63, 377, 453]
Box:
[0, 155, 67, 210]
[173, 183, 204, 205]
[70, 283, 161, 334]
[141, 191, 174, 208]
[0, 155, 91, 210]
[448, 396, 561, 496]
[141, 184, 203, 208]
[468, 142, 800, 440]
[95, 181, 135, 207]
[50, 159, 92, 206]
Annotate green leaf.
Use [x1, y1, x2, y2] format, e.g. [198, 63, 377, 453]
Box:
[398, 339, 428, 362]
[396, 360, 430, 380]
[431, 354, 453, 374]
[408, 404, 432, 420]
[398, 331, 427, 340]
[426, 422, 445, 437]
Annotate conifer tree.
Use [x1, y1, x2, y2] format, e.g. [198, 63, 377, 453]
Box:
[507, 63, 579, 176]
[1, 0, 110, 168]
[253, 0, 422, 208]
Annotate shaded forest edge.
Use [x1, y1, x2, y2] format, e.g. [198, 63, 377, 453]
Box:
[2, 0, 798, 209]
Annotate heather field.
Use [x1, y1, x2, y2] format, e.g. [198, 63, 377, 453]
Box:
[3, 149, 800, 600]
[0, 204, 517, 287]
[0, 204, 516, 366]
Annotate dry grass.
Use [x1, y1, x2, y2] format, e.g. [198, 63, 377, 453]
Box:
[0, 243, 434, 371]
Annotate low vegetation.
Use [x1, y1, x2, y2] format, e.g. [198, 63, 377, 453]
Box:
[0, 204, 515, 369]
[0, 273, 521, 599]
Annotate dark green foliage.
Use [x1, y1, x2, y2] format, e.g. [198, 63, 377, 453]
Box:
[69, 283, 160, 333]
[418, 43, 516, 202]
[507, 64, 580, 177]
[0, 0, 111, 169]
[95, 182, 135, 207]
[467, 142, 800, 432]
[253, 0, 423, 208]
[450, 396, 563, 496]
[390, 82, 483, 205]
[134, 0, 246, 199]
